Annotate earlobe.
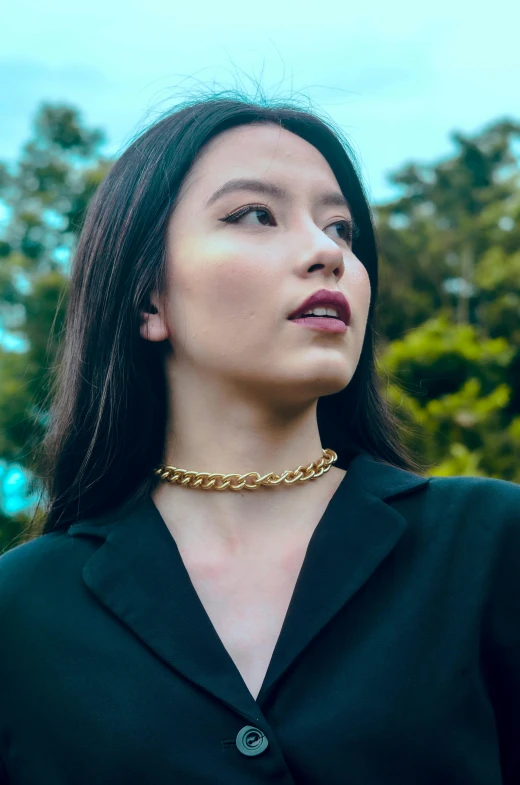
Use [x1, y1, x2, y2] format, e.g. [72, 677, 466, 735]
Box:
[139, 305, 167, 341]
[139, 292, 170, 341]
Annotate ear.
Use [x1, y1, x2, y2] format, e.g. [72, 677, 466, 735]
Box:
[139, 296, 169, 342]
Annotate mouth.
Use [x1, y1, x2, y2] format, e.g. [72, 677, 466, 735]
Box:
[287, 288, 351, 332]
[288, 315, 348, 333]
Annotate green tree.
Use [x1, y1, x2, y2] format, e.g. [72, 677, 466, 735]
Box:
[374, 118, 520, 481]
[375, 118, 520, 337]
[0, 104, 110, 550]
[380, 315, 519, 480]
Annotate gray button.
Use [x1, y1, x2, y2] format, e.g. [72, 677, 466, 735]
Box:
[236, 725, 269, 756]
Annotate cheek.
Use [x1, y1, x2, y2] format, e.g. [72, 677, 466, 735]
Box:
[210, 266, 260, 315]
[349, 259, 372, 311]
[181, 250, 269, 324]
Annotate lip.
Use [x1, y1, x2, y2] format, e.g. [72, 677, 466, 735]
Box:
[287, 288, 351, 326]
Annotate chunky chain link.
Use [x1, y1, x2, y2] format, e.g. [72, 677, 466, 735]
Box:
[153, 448, 338, 491]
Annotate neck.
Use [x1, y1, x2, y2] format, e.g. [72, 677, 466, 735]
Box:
[151, 369, 345, 550]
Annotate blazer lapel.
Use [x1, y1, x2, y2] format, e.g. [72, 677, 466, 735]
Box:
[68, 496, 264, 724]
[256, 452, 431, 703]
[68, 451, 430, 717]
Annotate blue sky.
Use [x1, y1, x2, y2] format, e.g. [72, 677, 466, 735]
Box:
[1, 0, 519, 514]
[1, 0, 519, 204]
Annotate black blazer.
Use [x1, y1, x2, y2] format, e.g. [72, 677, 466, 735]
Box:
[0, 451, 519, 784]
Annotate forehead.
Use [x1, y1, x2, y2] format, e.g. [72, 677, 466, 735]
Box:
[180, 123, 340, 198]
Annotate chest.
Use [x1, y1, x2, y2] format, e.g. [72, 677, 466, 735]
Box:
[179, 540, 311, 700]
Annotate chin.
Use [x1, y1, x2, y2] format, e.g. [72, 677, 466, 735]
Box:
[297, 361, 352, 390]
[285, 374, 351, 404]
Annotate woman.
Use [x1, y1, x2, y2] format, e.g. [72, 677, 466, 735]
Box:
[0, 94, 518, 784]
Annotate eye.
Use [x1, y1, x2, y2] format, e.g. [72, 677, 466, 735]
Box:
[220, 204, 275, 226]
[326, 219, 359, 245]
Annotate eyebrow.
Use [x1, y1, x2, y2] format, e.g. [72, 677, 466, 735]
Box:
[205, 177, 351, 212]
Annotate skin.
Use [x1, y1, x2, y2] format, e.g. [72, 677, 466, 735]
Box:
[139, 122, 372, 698]
[139, 122, 371, 560]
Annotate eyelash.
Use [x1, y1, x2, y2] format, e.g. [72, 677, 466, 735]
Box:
[220, 203, 360, 245]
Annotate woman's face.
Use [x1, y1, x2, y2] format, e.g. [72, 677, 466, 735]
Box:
[153, 122, 371, 406]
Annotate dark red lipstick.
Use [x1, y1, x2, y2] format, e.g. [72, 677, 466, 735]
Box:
[287, 289, 351, 333]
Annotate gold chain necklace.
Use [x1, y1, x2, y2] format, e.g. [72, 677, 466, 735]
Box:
[153, 448, 338, 491]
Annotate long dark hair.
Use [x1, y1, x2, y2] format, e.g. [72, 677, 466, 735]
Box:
[28, 91, 427, 536]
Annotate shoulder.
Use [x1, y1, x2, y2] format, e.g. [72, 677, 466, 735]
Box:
[0, 526, 100, 622]
[0, 531, 69, 593]
[424, 473, 520, 531]
[364, 448, 520, 536]
[426, 471, 520, 500]
[378, 466, 520, 574]
[356, 452, 519, 523]
[415, 475, 520, 594]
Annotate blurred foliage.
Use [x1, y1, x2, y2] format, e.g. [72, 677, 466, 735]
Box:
[0, 104, 519, 550]
[0, 103, 111, 551]
[375, 116, 520, 482]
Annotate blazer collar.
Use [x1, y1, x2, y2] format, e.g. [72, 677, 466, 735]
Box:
[68, 451, 430, 722]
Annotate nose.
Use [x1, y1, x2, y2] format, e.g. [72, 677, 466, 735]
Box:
[294, 221, 345, 280]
